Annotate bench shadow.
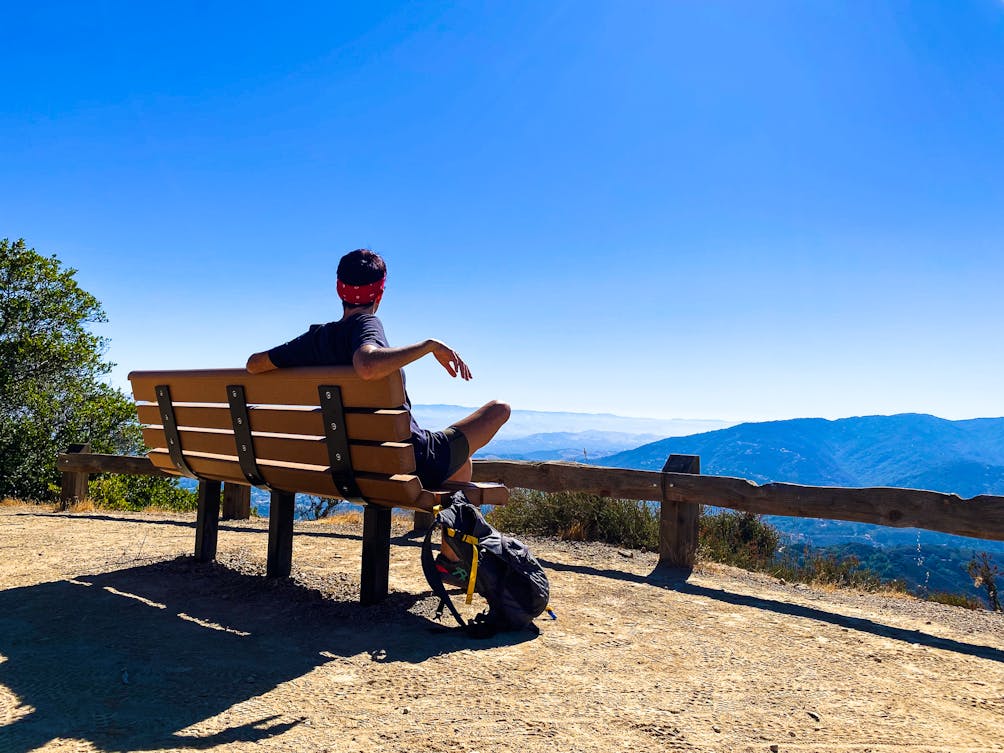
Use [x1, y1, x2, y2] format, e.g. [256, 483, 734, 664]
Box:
[0, 557, 531, 753]
[16, 511, 428, 546]
[538, 558, 1004, 664]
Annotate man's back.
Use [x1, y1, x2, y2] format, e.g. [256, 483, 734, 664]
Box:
[267, 314, 387, 369]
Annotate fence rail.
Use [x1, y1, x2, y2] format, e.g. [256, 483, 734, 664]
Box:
[58, 450, 1004, 569]
[471, 459, 1004, 544]
[58, 449, 252, 520]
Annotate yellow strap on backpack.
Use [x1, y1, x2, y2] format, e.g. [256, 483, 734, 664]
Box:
[465, 552, 479, 605]
[443, 527, 480, 605]
[444, 527, 478, 547]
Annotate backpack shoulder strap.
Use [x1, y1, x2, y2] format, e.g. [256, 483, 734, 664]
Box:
[420, 516, 467, 629]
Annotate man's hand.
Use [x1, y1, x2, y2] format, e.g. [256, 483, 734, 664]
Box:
[431, 340, 472, 381]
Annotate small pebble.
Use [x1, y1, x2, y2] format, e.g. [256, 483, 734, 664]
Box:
[770, 745, 779, 753]
[712, 725, 721, 733]
[807, 711, 821, 722]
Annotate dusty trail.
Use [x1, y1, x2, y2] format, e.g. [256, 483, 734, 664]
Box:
[1, 504, 1002, 753]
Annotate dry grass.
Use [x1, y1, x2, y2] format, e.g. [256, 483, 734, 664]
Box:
[52, 497, 198, 516]
[311, 510, 365, 526]
[811, 580, 915, 599]
[62, 498, 96, 513]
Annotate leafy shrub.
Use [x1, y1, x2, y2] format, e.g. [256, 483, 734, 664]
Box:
[775, 549, 904, 592]
[925, 591, 984, 610]
[487, 489, 659, 550]
[87, 474, 197, 512]
[699, 510, 779, 570]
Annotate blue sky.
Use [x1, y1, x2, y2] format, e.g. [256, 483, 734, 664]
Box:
[3, 2, 1003, 422]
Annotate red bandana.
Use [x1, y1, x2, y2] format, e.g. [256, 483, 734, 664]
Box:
[336, 276, 386, 305]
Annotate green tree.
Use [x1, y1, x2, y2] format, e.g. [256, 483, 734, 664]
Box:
[0, 238, 173, 502]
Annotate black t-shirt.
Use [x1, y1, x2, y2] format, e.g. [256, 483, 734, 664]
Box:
[267, 313, 429, 470]
[268, 313, 388, 369]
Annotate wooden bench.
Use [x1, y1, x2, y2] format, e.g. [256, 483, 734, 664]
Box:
[129, 366, 508, 603]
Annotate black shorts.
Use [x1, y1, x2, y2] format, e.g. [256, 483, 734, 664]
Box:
[417, 426, 470, 488]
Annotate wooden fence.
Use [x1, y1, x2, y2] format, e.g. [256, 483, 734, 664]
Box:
[58, 445, 252, 521]
[58, 448, 1004, 569]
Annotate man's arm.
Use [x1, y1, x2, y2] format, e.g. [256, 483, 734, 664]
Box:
[246, 351, 277, 374]
[354, 339, 472, 381]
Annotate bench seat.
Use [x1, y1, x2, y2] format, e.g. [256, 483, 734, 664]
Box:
[129, 366, 507, 602]
[130, 367, 507, 509]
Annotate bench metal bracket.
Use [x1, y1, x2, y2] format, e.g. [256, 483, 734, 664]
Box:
[155, 384, 197, 477]
[318, 385, 366, 505]
[226, 384, 270, 488]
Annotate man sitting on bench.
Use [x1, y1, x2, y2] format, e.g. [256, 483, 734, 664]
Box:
[246, 248, 511, 492]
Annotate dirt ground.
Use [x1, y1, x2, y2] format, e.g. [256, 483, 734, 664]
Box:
[1, 504, 1002, 753]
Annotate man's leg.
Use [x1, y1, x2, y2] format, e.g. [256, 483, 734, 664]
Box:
[437, 400, 511, 563]
[446, 400, 511, 482]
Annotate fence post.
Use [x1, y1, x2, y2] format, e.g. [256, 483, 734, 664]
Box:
[59, 443, 91, 509]
[222, 483, 251, 520]
[659, 454, 701, 569]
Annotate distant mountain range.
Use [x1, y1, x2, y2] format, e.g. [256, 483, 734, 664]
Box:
[479, 431, 664, 462]
[591, 413, 1004, 566]
[594, 413, 1004, 497]
[412, 404, 732, 463]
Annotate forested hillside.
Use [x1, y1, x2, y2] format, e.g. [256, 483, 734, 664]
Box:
[596, 413, 1004, 497]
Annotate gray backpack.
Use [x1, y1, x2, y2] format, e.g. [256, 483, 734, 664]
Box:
[421, 492, 552, 637]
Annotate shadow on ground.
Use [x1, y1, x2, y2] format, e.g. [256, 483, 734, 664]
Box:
[15, 510, 429, 548]
[0, 556, 528, 752]
[538, 557, 1004, 664]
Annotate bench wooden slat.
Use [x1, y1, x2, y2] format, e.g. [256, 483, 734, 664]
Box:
[129, 367, 405, 408]
[415, 481, 509, 509]
[141, 427, 416, 474]
[148, 449, 423, 504]
[136, 405, 411, 442]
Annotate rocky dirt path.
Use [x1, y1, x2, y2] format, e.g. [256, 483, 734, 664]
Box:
[1, 504, 1002, 753]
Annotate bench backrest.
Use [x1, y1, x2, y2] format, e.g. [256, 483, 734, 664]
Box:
[129, 367, 434, 508]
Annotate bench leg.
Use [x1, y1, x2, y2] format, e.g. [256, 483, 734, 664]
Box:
[360, 504, 392, 605]
[267, 490, 296, 577]
[194, 480, 222, 562]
